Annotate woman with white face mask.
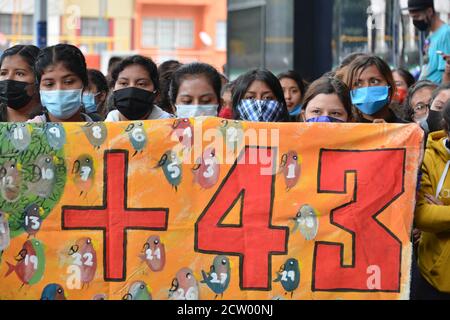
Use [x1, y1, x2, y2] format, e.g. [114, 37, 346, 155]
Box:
[169, 62, 222, 119]
[29, 44, 93, 123]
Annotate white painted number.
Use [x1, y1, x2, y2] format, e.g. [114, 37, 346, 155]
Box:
[25, 254, 38, 270]
[131, 128, 146, 142]
[287, 164, 296, 179]
[203, 158, 215, 178]
[145, 248, 161, 261]
[73, 252, 94, 267]
[48, 127, 61, 138]
[92, 126, 102, 140]
[13, 128, 23, 140]
[25, 216, 40, 230]
[183, 127, 192, 139]
[80, 166, 91, 182]
[2, 176, 13, 187]
[210, 272, 228, 284]
[281, 270, 295, 282]
[167, 161, 180, 179]
[41, 168, 54, 180]
[227, 127, 238, 142]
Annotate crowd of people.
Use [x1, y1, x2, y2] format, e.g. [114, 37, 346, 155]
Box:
[0, 0, 449, 300]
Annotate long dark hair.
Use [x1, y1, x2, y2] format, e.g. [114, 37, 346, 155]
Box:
[393, 68, 416, 88]
[35, 44, 88, 87]
[277, 70, 307, 99]
[0, 45, 41, 120]
[111, 55, 159, 92]
[232, 69, 289, 122]
[1, 45, 40, 77]
[169, 62, 222, 106]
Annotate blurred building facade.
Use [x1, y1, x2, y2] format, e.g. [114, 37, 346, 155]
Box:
[134, 0, 227, 72]
[228, 0, 450, 81]
[0, 0, 226, 72]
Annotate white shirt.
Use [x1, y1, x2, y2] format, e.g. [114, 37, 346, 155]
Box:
[105, 105, 174, 122]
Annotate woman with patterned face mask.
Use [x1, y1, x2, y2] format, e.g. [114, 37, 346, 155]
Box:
[0, 45, 42, 122]
[169, 62, 222, 119]
[106, 55, 173, 122]
[232, 69, 289, 122]
[30, 44, 93, 123]
[343, 55, 405, 124]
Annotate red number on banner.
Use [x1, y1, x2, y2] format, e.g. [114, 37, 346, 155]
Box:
[195, 147, 289, 290]
[313, 149, 405, 292]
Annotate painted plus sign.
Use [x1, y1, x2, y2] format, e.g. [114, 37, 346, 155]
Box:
[62, 150, 169, 282]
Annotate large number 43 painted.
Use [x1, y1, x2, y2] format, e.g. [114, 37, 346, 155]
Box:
[195, 146, 405, 292]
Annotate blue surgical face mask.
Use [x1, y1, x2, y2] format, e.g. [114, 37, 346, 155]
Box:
[237, 99, 284, 122]
[40, 89, 83, 120]
[82, 92, 99, 114]
[306, 116, 344, 123]
[351, 86, 389, 115]
[289, 104, 302, 117]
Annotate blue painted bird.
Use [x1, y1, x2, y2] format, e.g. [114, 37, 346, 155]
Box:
[156, 150, 182, 191]
[201, 255, 231, 299]
[45, 123, 66, 150]
[41, 283, 67, 300]
[274, 258, 300, 298]
[125, 122, 148, 157]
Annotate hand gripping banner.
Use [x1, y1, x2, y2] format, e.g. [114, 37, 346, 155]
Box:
[0, 118, 423, 300]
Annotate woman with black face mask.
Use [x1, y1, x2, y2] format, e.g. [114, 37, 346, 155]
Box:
[105, 55, 173, 122]
[0, 45, 42, 122]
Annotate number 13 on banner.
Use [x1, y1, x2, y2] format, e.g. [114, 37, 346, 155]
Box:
[195, 146, 405, 292]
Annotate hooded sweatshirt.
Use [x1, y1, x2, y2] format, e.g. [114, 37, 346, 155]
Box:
[416, 130, 450, 292]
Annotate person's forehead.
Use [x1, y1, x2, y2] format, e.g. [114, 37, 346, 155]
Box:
[119, 64, 151, 79]
[357, 65, 383, 78]
[412, 87, 433, 102]
[1, 55, 30, 69]
[179, 76, 215, 94]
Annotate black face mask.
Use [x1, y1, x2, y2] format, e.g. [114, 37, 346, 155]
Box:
[427, 110, 443, 133]
[413, 18, 430, 32]
[0, 80, 34, 110]
[113, 87, 157, 120]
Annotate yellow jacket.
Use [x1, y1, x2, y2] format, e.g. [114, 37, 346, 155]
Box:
[416, 130, 450, 292]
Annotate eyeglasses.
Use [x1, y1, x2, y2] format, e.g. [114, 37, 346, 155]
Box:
[413, 103, 430, 113]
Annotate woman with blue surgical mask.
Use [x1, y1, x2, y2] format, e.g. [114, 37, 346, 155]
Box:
[232, 69, 289, 122]
[30, 44, 93, 123]
[169, 62, 222, 118]
[278, 70, 306, 121]
[301, 77, 352, 123]
[343, 55, 405, 123]
[82, 69, 108, 120]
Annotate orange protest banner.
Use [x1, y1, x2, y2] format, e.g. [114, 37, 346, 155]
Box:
[0, 118, 423, 300]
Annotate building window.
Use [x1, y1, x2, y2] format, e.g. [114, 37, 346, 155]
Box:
[216, 21, 227, 50]
[142, 18, 194, 49]
[80, 18, 109, 53]
[0, 14, 33, 35]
